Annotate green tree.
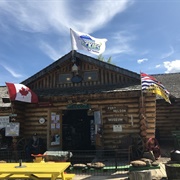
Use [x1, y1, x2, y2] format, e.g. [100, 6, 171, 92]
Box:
[107, 56, 112, 64]
[97, 54, 104, 61]
[97, 55, 112, 64]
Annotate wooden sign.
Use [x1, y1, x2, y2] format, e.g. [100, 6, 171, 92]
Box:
[105, 106, 128, 114]
[67, 104, 91, 109]
[105, 116, 128, 124]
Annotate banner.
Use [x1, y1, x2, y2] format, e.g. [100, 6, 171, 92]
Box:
[70, 28, 107, 55]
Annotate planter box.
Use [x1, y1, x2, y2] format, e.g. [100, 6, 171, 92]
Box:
[165, 162, 180, 180]
[43, 151, 73, 162]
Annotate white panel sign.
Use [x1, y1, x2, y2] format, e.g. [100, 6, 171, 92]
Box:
[113, 125, 122, 132]
[0, 116, 9, 129]
[5, 122, 20, 136]
[94, 111, 101, 124]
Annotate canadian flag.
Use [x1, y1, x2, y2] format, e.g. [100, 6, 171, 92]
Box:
[6, 82, 38, 103]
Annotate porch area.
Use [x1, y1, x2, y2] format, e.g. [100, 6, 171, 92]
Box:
[0, 143, 174, 180]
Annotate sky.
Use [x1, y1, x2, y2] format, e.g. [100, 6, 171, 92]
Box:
[1, 0, 180, 86]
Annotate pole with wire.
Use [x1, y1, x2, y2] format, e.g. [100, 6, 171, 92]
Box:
[139, 72, 148, 140]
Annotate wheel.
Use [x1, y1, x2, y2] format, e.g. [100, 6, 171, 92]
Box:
[17, 138, 28, 151]
[131, 134, 145, 160]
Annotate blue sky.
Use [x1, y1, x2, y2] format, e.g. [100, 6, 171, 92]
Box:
[1, 0, 180, 86]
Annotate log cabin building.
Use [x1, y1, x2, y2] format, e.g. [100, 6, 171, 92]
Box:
[0, 51, 179, 152]
[153, 73, 180, 144]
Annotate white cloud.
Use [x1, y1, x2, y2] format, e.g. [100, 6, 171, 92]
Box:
[105, 43, 132, 55]
[140, 50, 149, 55]
[161, 46, 174, 59]
[106, 31, 135, 55]
[82, 1, 133, 33]
[0, 0, 133, 59]
[1, 64, 23, 78]
[0, 0, 132, 34]
[39, 41, 63, 61]
[155, 64, 161, 68]
[164, 60, 180, 73]
[137, 58, 148, 64]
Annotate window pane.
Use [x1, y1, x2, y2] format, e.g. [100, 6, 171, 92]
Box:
[84, 71, 98, 81]
[59, 74, 72, 83]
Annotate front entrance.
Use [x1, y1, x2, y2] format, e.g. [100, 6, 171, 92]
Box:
[62, 109, 95, 151]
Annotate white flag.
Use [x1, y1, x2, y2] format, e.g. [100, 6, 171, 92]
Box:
[70, 28, 107, 55]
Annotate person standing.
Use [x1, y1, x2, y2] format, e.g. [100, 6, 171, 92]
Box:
[26, 133, 40, 161]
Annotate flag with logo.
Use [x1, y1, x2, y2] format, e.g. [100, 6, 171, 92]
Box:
[6, 82, 38, 103]
[140, 72, 171, 104]
[70, 28, 107, 55]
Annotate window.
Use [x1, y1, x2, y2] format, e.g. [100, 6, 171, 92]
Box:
[59, 74, 72, 83]
[84, 71, 98, 82]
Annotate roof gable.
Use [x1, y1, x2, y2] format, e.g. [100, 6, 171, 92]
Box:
[21, 51, 140, 86]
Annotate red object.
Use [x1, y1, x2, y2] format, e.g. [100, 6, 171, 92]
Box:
[31, 154, 46, 157]
[146, 137, 161, 159]
[6, 82, 38, 103]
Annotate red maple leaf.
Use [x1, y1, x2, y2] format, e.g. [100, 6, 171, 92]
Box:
[19, 87, 29, 96]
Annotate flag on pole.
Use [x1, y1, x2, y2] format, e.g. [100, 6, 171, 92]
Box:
[140, 72, 171, 104]
[70, 28, 107, 55]
[6, 82, 38, 103]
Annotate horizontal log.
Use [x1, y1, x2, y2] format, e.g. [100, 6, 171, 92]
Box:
[146, 129, 155, 133]
[104, 129, 140, 134]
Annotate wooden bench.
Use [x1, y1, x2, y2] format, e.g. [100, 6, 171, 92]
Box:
[0, 173, 75, 179]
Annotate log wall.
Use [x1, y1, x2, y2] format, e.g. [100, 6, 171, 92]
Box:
[156, 99, 180, 143]
[101, 92, 156, 149]
[24, 91, 155, 150]
[23, 104, 49, 139]
[0, 91, 156, 150]
[3, 91, 178, 149]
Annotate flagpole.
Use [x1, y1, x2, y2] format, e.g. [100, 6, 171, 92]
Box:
[70, 28, 76, 63]
[6, 85, 14, 114]
[140, 71, 148, 127]
[70, 28, 73, 52]
[140, 71, 144, 110]
[139, 72, 148, 142]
